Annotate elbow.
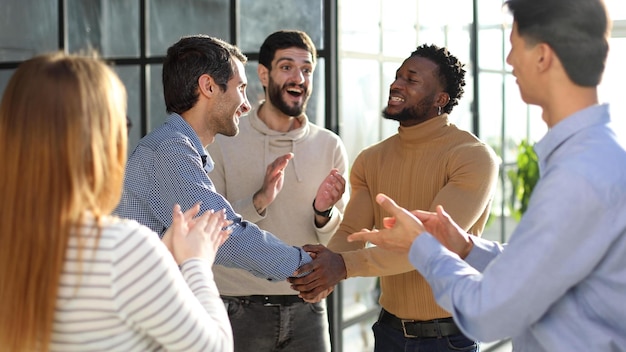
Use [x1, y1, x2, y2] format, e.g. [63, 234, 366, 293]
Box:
[213, 327, 234, 352]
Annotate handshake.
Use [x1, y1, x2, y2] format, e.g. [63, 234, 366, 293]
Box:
[288, 244, 347, 303]
[288, 193, 475, 303]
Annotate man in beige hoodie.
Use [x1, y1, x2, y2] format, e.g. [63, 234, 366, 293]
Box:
[207, 30, 348, 352]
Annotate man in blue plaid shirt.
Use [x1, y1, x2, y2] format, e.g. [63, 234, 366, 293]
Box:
[115, 34, 314, 282]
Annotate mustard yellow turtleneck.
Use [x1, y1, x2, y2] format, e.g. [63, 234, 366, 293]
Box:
[328, 114, 499, 320]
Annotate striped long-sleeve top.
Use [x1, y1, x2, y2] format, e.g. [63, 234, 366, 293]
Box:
[50, 216, 232, 351]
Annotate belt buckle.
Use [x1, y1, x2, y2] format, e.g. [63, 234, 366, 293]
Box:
[262, 296, 280, 307]
[401, 319, 418, 338]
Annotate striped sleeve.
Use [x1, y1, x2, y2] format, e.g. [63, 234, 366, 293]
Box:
[111, 223, 233, 352]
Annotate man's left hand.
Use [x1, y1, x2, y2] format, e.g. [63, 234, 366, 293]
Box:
[313, 168, 346, 213]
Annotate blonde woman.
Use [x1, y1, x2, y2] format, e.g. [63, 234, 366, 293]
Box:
[0, 53, 233, 351]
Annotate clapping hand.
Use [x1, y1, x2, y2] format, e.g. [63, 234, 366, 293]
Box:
[347, 194, 425, 253]
[348, 193, 473, 258]
[313, 168, 346, 214]
[253, 153, 294, 214]
[162, 203, 232, 265]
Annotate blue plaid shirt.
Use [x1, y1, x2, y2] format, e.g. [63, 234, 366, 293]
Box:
[114, 113, 312, 281]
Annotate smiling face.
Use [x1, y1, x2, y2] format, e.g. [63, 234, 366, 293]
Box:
[260, 47, 314, 117]
[212, 59, 251, 137]
[383, 55, 445, 125]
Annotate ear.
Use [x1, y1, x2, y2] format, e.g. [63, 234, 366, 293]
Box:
[535, 43, 554, 73]
[258, 64, 269, 89]
[435, 92, 450, 110]
[198, 74, 214, 97]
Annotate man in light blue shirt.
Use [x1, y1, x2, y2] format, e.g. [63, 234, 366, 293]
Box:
[115, 35, 312, 281]
[348, 0, 626, 351]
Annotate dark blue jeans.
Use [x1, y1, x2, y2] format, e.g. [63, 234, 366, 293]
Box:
[223, 296, 330, 352]
[372, 319, 479, 352]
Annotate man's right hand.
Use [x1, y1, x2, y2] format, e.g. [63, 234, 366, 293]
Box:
[348, 193, 473, 259]
[253, 153, 294, 214]
[288, 244, 346, 300]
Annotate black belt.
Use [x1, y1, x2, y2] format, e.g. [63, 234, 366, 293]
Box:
[223, 295, 304, 306]
[378, 309, 461, 338]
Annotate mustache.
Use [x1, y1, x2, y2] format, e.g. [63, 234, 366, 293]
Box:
[284, 82, 306, 90]
[389, 88, 402, 95]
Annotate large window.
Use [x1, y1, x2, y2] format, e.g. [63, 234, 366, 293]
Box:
[475, 0, 540, 244]
[0, 0, 333, 152]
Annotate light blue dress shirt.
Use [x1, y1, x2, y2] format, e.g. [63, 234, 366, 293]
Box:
[114, 113, 312, 281]
[409, 104, 626, 351]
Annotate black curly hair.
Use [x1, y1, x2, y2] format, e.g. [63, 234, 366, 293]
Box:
[410, 44, 466, 114]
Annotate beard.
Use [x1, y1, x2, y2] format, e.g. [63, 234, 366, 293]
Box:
[267, 77, 309, 117]
[382, 93, 436, 124]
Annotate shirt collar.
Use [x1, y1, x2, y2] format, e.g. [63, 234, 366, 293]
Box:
[534, 103, 610, 169]
[165, 113, 212, 172]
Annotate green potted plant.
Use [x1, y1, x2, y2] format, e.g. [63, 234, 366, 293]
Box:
[507, 139, 539, 220]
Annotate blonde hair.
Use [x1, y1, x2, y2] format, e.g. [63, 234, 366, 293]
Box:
[0, 52, 127, 351]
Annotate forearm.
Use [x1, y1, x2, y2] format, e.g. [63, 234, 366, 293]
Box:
[117, 231, 233, 352]
[230, 194, 265, 223]
[180, 259, 233, 351]
[214, 221, 312, 281]
[327, 185, 373, 252]
[341, 246, 415, 278]
[314, 209, 343, 245]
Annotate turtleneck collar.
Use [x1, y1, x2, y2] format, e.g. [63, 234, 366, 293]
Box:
[397, 114, 450, 147]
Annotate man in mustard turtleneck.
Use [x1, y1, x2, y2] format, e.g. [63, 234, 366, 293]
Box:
[290, 44, 499, 352]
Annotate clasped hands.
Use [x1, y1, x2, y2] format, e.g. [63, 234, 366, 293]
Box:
[287, 243, 346, 302]
[289, 193, 474, 302]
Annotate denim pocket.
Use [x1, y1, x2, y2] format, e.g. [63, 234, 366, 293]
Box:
[222, 297, 245, 318]
[446, 334, 478, 351]
[308, 301, 326, 315]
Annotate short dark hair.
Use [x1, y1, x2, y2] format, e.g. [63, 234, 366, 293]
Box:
[162, 35, 247, 114]
[410, 44, 466, 114]
[258, 30, 317, 70]
[504, 0, 609, 86]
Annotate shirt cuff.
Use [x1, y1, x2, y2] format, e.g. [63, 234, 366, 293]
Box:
[463, 236, 503, 272]
[408, 233, 445, 273]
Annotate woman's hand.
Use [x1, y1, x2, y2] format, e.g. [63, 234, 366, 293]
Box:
[162, 203, 232, 265]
